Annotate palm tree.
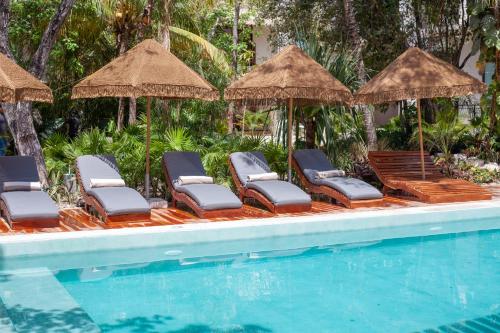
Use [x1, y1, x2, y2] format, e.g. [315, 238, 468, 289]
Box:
[342, 0, 378, 151]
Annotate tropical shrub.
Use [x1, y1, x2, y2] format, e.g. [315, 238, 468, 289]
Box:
[43, 116, 288, 203]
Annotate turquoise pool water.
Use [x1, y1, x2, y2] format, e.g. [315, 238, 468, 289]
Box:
[0, 230, 500, 333]
[38, 229, 499, 333]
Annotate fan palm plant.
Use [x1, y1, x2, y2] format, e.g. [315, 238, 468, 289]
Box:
[275, 27, 365, 170]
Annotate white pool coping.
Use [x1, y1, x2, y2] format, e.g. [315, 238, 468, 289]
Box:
[1, 200, 499, 260]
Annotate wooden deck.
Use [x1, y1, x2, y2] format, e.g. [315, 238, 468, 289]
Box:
[0, 186, 497, 236]
[0, 196, 413, 235]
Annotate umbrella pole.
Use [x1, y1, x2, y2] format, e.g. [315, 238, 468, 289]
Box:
[416, 99, 426, 180]
[145, 96, 151, 199]
[287, 98, 293, 182]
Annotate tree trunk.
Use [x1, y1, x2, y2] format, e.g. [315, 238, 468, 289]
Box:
[129, 98, 137, 125]
[227, 102, 235, 134]
[0, 0, 76, 185]
[491, 1, 499, 135]
[412, 0, 423, 48]
[227, 0, 240, 134]
[29, 0, 76, 78]
[161, 0, 172, 51]
[343, 0, 377, 151]
[232, 0, 240, 74]
[305, 117, 316, 149]
[8, 103, 48, 181]
[0, 0, 13, 59]
[116, 29, 129, 131]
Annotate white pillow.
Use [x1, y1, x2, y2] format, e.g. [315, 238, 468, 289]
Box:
[176, 176, 214, 186]
[90, 178, 126, 188]
[315, 170, 345, 179]
[247, 172, 279, 182]
[3, 181, 42, 192]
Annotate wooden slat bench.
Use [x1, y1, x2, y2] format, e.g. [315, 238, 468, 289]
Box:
[368, 151, 492, 203]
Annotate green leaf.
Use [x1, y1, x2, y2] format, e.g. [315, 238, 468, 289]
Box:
[169, 26, 231, 73]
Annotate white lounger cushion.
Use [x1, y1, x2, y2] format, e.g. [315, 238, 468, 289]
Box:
[247, 172, 279, 182]
[90, 178, 126, 188]
[304, 169, 346, 179]
[3, 181, 42, 192]
[176, 175, 214, 186]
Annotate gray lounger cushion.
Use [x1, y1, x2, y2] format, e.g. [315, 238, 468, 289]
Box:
[87, 187, 150, 216]
[175, 184, 242, 210]
[230, 152, 311, 206]
[76, 155, 150, 215]
[1, 190, 59, 221]
[163, 152, 242, 210]
[163, 151, 206, 183]
[0, 156, 59, 221]
[293, 149, 382, 200]
[315, 177, 382, 200]
[229, 152, 271, 186]
[0, 156, 40, 193]
[246, 180, 311, 206]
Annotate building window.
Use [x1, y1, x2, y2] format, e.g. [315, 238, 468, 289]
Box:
[484, 62, 495, 85]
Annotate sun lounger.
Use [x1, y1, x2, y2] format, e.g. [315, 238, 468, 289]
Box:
[76, 155, 151, 223]
[229, 152, 311, 213]
[0, 156, 59, 228]
[368, 151, 492, 203]
[292, 149, 384, 208]
[163, 151, 243, 218]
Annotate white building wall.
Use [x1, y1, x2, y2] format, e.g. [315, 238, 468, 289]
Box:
[253, 25, 273, 64]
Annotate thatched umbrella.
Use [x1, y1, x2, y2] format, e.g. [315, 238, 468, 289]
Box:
[72, 39, 218, 198]
[354, 47, 487, 180]
[224, 45, 353, 181]
[0, 52, 53, 103]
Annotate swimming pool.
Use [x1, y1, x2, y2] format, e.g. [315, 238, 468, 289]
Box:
[1, 227, 498, 332]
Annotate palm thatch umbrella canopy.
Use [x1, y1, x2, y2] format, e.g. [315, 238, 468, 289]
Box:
[72, 39, 218, 198]
[354, 47, 487, 180]
[0, 52, 53, 103]
[225, 45, 353, 181]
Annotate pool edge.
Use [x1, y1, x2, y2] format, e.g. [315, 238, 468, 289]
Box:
[1, 200, 500, 258]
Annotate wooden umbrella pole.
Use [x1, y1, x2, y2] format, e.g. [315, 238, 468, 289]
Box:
[287, 98, 293, 182]
[416, 98, 426, 180]
[145, 96, 151, 199]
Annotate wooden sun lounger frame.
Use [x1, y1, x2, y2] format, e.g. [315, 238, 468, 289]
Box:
[0, 199, 59, 229]
[228, 158, 312, 214]
[368, 151, 492, 203]
[162, 159, 243, 218]
[291, 157, 385, 209]
[76, 167, 151, 224]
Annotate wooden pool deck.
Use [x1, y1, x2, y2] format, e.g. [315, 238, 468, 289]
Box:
[1, 184, 499, 236]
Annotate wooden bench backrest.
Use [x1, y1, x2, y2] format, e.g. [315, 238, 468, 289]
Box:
[368, 151, 443, 182]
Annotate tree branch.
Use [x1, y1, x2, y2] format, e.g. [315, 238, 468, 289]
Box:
[29, 0, 76, 78]
[459, 51, 473, 69]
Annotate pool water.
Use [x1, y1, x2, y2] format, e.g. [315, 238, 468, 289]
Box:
[48, 230, 500, 333]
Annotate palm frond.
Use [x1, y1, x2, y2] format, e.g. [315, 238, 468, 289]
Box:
[169, 26, 231, 73]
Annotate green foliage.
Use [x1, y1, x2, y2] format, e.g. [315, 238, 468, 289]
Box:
[436, 158, 500, 184]
[43, 115, 287, 202]
[377, 104, 418, 151]
[465, 104, 500, 163]
[415, 102, 467, 161]
[272, 27, 366, 171]
[470, 1, 500, 52]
